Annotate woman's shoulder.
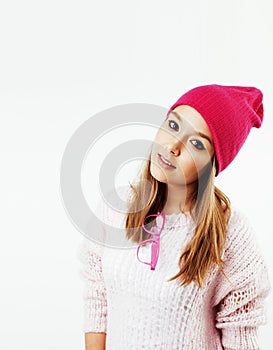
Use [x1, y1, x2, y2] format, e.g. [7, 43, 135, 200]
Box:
[225, 204, 260, 249]
[224, 204, 267, 277]
[93, 184, 132, 223]
[215, 204, 271, 293]
[227, 204, 253, 232]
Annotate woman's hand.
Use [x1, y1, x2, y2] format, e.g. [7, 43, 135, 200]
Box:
[85, 332, 106, 350]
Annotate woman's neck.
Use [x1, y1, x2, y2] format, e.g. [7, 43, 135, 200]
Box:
[162, 183, 194, 214]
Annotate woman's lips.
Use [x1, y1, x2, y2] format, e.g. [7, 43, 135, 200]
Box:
[157, 154, 176, 169]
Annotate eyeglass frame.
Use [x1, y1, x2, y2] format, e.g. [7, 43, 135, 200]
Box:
[136, 213, 166, 271]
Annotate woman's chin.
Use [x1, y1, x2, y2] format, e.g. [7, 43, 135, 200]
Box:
[150, 165, 167, 183]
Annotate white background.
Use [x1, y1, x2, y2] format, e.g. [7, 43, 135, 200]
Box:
[1, 0, 272, 349]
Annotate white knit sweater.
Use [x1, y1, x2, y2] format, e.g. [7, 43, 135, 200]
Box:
[77, 185, 271, 350]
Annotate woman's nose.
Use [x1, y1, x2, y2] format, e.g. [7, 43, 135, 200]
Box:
[166, 136, 184, 156]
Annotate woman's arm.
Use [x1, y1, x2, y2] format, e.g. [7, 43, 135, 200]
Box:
[85, 332, 106, 350]
[212, 208, 271, 349]
[77, 236, 108, 339]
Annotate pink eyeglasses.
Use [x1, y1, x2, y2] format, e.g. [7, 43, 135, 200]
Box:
[136, 213, 166, 271]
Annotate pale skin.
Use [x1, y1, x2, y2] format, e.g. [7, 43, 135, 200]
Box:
[150, 105, 215, 214]
[85, 332, 106, 350]
[84, 105, 215, 349]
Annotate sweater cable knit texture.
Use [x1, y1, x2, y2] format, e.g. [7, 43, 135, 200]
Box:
[77, 185, 271, 350]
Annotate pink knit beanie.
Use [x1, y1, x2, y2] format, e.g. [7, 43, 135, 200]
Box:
[167, 84, 264, 176]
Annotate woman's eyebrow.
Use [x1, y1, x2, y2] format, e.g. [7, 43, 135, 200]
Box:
[168, 110, 212, 145]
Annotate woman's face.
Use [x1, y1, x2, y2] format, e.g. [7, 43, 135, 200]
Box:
[150, 105, 215, 186]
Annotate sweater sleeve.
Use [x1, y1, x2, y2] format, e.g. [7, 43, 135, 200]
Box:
[77, 236, 108, 333]
[76, 184, 133, 333]
[212, 208, 271, 350]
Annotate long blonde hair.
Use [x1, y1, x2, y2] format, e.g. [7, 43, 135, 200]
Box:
[125, 152, 233, 289]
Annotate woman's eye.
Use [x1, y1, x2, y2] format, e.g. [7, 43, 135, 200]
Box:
[168, 120, 179, 131]
[190, 139, 205, 150]
[166, 120, 205, 150]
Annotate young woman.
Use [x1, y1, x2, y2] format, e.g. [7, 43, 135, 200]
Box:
[78, 84, 271, 350]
